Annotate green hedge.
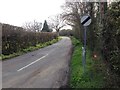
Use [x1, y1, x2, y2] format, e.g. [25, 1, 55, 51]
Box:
[2, 24, 57, 55]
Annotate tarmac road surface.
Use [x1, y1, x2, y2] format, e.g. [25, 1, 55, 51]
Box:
[2, 37, 72, 88]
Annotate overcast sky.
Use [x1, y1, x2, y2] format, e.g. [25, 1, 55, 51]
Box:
[0, 0, 65, 27]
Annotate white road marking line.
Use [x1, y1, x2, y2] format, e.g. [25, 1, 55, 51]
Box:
[17, 54, 48, 72]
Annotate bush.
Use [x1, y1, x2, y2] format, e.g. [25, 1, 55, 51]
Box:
[2, 23, 57, 55]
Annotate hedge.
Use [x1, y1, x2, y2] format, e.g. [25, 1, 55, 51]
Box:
[2, 23, 57, 55]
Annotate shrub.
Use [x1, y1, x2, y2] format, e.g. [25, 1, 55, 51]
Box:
[2, 23, 57, 55]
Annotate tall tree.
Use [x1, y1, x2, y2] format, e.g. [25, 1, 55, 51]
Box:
[41, 20, 50, 32]
[48, 14, 65, 36]
[62, 1, 87, 41]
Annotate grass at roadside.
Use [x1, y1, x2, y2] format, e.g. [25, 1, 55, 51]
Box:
[0, 37, 61, 60]
[69, 36, 105, 88]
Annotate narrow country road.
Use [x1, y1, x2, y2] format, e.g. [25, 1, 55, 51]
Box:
[2, 37, 72, 88]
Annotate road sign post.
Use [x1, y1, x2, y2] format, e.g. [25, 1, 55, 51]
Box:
[81, 15, 91, 73]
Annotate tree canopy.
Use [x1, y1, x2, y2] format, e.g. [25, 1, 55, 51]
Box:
[41, 20, 51, 32]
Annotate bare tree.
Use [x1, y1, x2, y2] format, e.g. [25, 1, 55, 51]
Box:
[23, 20, 42, 32]
[62, 1, 85, 39]
[48, 14, 66, 36]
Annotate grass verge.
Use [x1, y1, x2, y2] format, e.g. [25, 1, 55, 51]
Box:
[69, 36, 105, 88]
[0, 37, 61, 60]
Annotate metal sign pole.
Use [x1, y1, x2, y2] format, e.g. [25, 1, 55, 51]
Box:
[81, 15, 91, 74]
[83, 26, 87, 73]
[84, 26, 87, 62]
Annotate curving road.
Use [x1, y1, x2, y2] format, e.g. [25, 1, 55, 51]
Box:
[2, 37, 72, 88]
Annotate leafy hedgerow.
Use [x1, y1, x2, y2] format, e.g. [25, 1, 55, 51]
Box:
[2, 23, 58, 55]
[1, 37, 61, 60]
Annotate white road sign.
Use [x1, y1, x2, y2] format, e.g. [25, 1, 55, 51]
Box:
[81, 15, 91, 26]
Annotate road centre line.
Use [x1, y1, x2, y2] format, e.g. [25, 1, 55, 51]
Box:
[17, 49, 56, 72]
[17, 54, 48, 72]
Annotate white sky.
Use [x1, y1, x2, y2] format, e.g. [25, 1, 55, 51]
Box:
[0, 0, 65, 27]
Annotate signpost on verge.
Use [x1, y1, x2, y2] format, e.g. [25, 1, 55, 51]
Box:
[81, 15, 91, 73]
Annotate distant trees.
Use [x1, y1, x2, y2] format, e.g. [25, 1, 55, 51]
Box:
[62, 1, 85, 40]
[23, 20, 52, 32]
[41, 20, 52, 32]
[48, 14, 66, 36]
[23, 20, 42, 32]
[59, 29, 74, 36]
